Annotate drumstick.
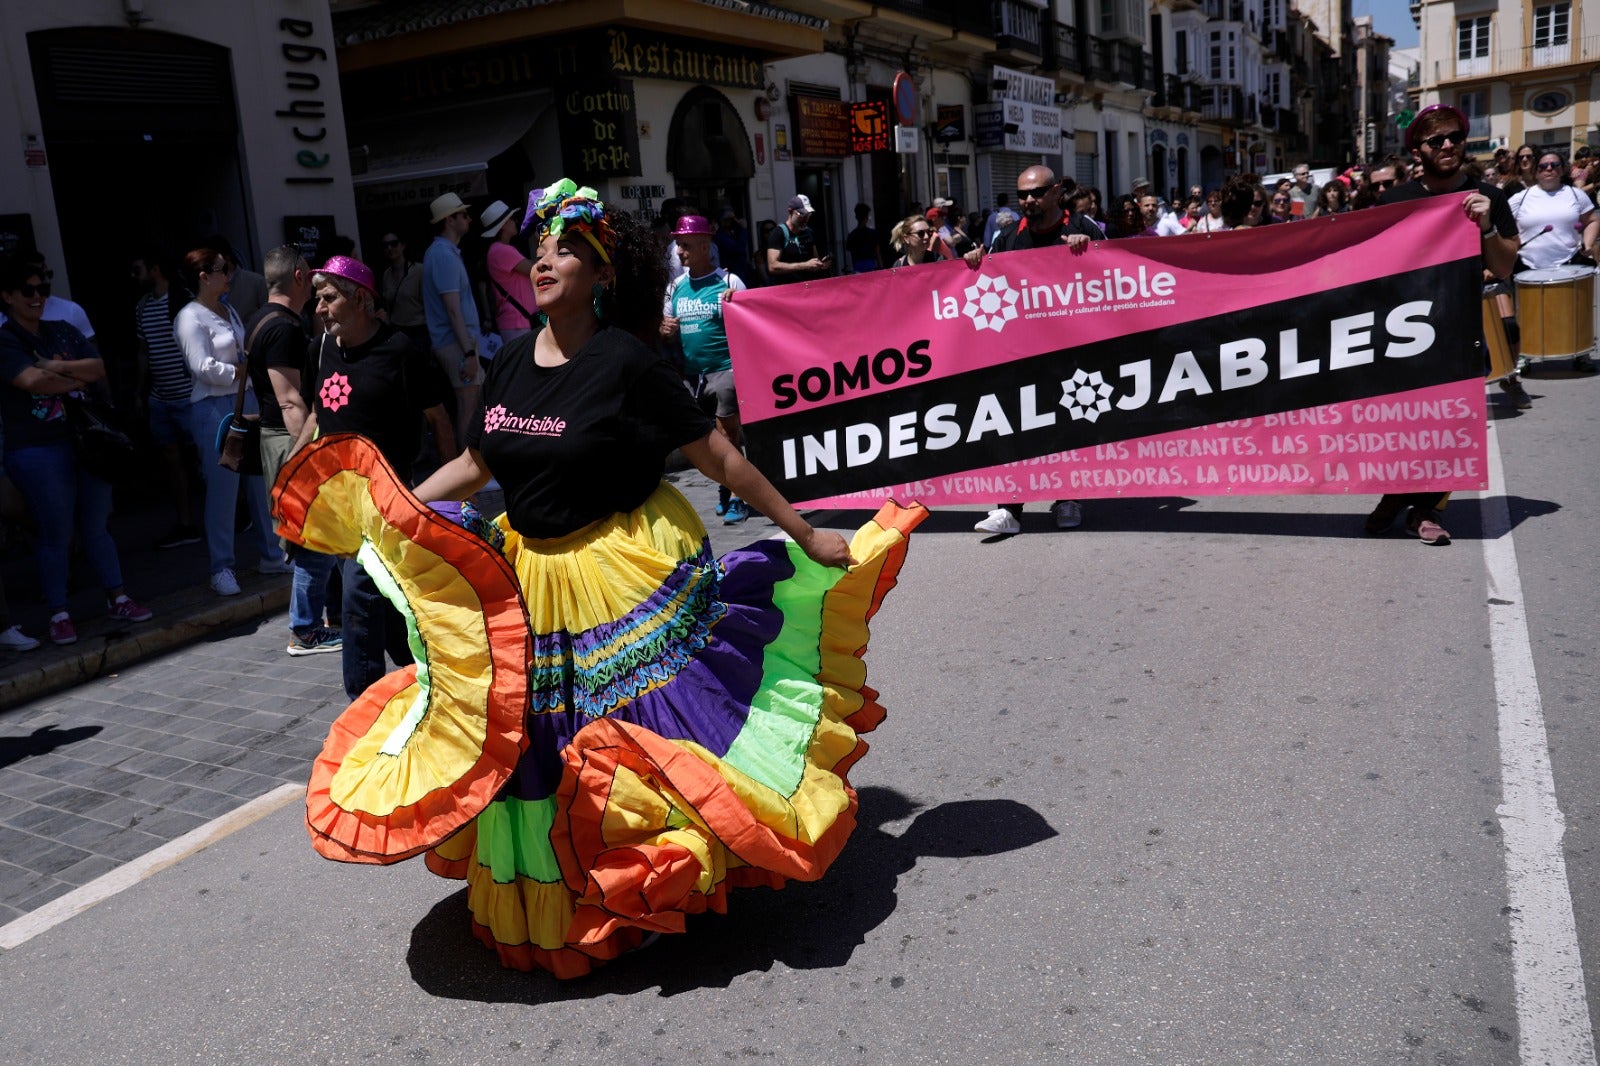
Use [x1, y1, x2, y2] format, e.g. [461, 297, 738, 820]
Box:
[1522, 224, 1556, 245]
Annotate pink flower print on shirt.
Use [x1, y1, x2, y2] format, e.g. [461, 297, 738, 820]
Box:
[320, 373, 352, 412]
[483, 405, 508, 434]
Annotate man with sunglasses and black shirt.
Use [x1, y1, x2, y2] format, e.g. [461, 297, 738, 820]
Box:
[1363, 103, 1519, 546]
[963, 165, 1101, 535]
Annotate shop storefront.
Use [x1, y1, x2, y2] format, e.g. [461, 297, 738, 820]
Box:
[340, 26, 782, 257]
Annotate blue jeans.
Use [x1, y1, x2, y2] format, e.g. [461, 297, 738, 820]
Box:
[6, 442, 124, 611]
[185, 394, 279, 574]
[291, 549, 337, 632]
[341, 557, 413, 702]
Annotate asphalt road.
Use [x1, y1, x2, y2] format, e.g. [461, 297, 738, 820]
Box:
[0, 370, 1594, 1065]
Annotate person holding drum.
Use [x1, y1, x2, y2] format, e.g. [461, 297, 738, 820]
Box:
[1364, 104, 1519, 546]
[1508, 150, 1599, 373]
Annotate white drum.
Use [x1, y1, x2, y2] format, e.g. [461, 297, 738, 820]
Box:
[1516, 265, 1596, 359]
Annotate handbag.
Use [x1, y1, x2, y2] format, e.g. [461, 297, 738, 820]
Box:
[63, 393, 137, 482]
[216, 306, 295, 475]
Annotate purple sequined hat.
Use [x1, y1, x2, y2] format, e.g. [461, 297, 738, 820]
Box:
[672, 215, 714, 237]
[318, 254, 376, 295]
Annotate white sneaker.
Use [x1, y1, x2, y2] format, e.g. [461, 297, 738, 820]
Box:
[257, 554, 293, 575]
[974, 508, 1022, 535]
[0, 625, 39, 652]
[1051, 500, 1084, 530]
[210, 568, 241, 597]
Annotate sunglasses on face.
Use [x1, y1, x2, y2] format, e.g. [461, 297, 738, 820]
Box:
[1372, 179, 1396, 189]
[908, 229, 930, 237]
[1272, 197, 1290, 204]
[1420, 130, 1468, 150]
[1517, 153, 1534, 161]
[13, 283, 50, 298]
[1016, 184, 1057, 200]
[1537, 161, 1563, 171]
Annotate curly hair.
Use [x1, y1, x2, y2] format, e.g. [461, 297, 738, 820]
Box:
[602, 208, 667, 344]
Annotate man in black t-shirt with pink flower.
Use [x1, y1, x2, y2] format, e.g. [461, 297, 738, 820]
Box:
[288, 256, 456, 699]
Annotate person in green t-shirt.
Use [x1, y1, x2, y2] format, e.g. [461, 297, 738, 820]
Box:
[661, 215, 750, 523]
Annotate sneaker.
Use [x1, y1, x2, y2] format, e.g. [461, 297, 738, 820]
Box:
[1499, 377, 1532, 409]
[210, 568, 241, 597]
[107, 595, 153, 623]
[974, 508, 1022, 535]
[715, 486, 731, 516]
[156, 524, 202, 550]
[1405, 509, 1451, 546]
[47, 613, 76, 646]
[0, 625, 39, 652]
[723, 497, 751, 524]
[1051, 500, 1084, 530]
[287, 626, 343, 657]
[257, 554, 294, 575]
[1575, 353, 1598, 373]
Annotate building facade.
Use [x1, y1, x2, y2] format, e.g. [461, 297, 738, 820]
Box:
[1412, 0, 1599, 155]
[0, 0, 357, 376]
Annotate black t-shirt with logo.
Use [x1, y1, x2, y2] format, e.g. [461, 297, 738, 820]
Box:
[467, 326, 713, 538]
[765, 222, 824, 283]
[1379, 172, 1516, 239]
[990, 211, 1102, 252]
[245, 306, 306, 431]
[303, 322, 453, 481]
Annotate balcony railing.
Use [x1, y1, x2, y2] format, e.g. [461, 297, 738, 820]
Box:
[1202, 84, 1245, 122]
[1446, 34, 1600, 79]
[1050, 22, 1085, 73]
[991, 0, 1043, 56]
[1088, 36, 1117, 81]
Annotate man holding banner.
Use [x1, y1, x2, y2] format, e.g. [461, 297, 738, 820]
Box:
[723, 146, 1493, 525]
[1363, 103, 1518, 546]
[964, 165, 1101, 535]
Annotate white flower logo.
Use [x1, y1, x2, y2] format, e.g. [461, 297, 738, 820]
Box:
[1060, 368, 1114, 422]
[961, 274, 1021, 332]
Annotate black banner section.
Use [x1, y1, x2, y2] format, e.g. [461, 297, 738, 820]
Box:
[743, 259, 1480, 500]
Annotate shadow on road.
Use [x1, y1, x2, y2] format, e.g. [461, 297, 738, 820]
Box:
[404, 787, 1057, 1002]
[815, 494, 1561, 541]
[0, 724, 103, 770]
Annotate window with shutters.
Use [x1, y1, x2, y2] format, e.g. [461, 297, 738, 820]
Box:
[1455, 16, 1490, 76]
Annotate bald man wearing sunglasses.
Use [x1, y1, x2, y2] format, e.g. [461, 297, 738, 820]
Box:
[964, 165, 1102, 536]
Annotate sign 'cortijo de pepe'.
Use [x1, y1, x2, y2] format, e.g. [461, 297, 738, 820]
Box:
[557, 79, 642, 177]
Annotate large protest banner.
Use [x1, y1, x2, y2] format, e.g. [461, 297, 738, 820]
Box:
[724, 197, 1489, 509]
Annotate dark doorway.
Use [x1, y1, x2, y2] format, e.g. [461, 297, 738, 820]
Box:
[668, 86, 754, 234]
[793, 165, 842, 264]
[28, 28, 247, 410]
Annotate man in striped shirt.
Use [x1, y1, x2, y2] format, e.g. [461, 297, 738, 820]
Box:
[131, 254, 200, 549]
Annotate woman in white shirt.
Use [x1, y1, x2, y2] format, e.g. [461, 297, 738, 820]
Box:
[172, 247, 288, 596]
[1509, 150, 1598, 271]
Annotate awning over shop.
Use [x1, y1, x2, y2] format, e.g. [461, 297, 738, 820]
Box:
[348, 94, 549, 213]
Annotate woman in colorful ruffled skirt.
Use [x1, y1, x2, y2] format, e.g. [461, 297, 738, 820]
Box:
[273, 181, 923, 978]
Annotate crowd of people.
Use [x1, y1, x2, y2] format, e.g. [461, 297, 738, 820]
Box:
[0, 105, 1593, 649]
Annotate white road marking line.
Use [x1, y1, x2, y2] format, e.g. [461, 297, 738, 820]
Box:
[0, 781, 303, 952]
[1482, 422, 1597, 1064]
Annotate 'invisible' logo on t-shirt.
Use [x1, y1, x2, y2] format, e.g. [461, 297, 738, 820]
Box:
[483, 404, 566, 437]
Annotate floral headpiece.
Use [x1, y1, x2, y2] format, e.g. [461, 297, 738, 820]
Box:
[527, 178, 615, 264]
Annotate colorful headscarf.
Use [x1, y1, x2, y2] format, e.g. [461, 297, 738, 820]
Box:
[527, 178, 615, 264]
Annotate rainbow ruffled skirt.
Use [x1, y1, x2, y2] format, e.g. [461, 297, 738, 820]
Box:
[274, 435, 924, 978]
